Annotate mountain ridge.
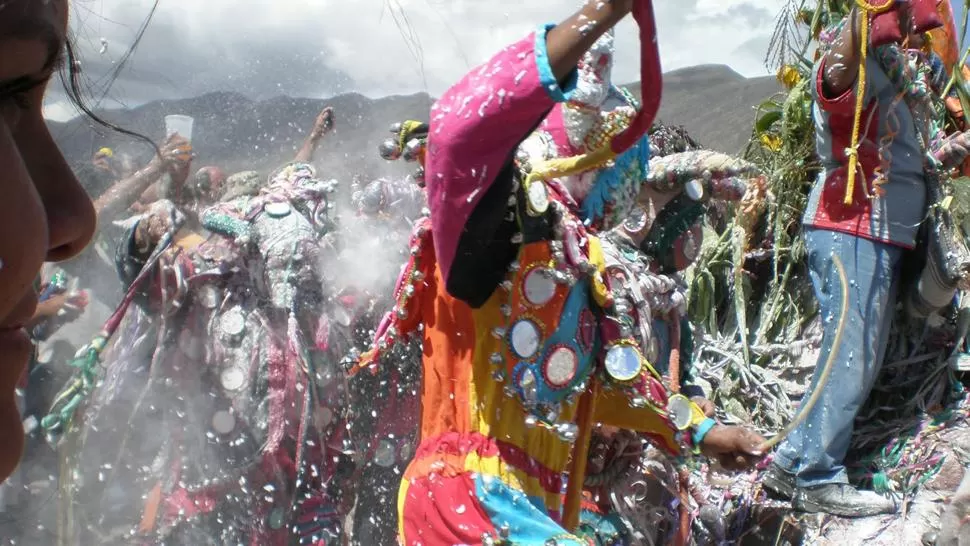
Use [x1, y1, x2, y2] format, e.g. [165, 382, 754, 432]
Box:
[50, 64, 780, 187]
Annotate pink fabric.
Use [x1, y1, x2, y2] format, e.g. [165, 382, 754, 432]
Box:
[425, 28, 566, 284]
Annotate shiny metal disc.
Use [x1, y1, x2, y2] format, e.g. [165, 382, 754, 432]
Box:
[667, 394, 694, 431]
[685, 179, 706, 202]
[523, 268, 556, 306]
[220, 367, 246, 392]
[211, 410, 236, 435]
[623, 205, 649, 233]
[519, 368, 538, 403]
[544, 346, 578, 388]
[604, 345, 642, 382]
[509, 320, 541, 359]
[526, 180, 549, 215]
[220, 308, 246, 337]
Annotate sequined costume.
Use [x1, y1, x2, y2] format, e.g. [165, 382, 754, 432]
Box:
[355, 25, 719, 545]
[55, 163, 351, 546]
[576, 148, 759, 546]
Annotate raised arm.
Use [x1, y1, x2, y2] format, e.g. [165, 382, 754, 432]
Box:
[94, 135, 191, 219]
[426, 0, 633, 300]
[294, 107, 334, 164]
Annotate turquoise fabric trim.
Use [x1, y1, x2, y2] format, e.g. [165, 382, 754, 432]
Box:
[535, 24, 578, 103]
[580, 134, 651, 226]
[510, 279, 596, 412]
[474, 475, 587, 545]
[692, 417, 717, 446]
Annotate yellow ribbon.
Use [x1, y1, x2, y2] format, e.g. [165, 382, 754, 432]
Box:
[524, 143, 618, 187]
[844, 0, 896, 205]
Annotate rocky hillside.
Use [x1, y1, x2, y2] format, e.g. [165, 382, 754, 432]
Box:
[49, 64, 780, 187]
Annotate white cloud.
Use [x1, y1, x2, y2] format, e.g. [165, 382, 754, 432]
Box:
[61, 0, 778, 108]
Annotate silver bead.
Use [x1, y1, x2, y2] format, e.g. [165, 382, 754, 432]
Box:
[508, 261, 521, 272]
[492, 327, 506, 339]
[500, 304, 512, 317]
[396, 307, 408, 319]
[491, 370, 506, 382]
[411, 270, 425, 282]
[490, 353, 504, 365]
[524, 415, 538, 428]
[499, 523, 511, 539]
[511, 233, 524, 244]
[378, 139, 401, 160]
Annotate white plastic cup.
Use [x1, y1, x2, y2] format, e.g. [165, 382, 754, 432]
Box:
[164, 114, 194, 142]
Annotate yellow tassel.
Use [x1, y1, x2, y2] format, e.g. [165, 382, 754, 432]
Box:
[845, 0, 897, 205]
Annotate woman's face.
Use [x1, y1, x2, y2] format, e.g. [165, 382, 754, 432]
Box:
[0, 0, 96, 480]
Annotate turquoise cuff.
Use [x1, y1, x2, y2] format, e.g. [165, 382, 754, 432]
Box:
[534, 23, 578, 102]
[692, 418, 717, 446]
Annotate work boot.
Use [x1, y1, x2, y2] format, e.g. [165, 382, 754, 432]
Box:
[762, 464, 796, 500]
[794, 483, 898, 517]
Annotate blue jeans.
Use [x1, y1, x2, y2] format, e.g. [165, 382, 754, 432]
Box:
[774, 227, 903, 488]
